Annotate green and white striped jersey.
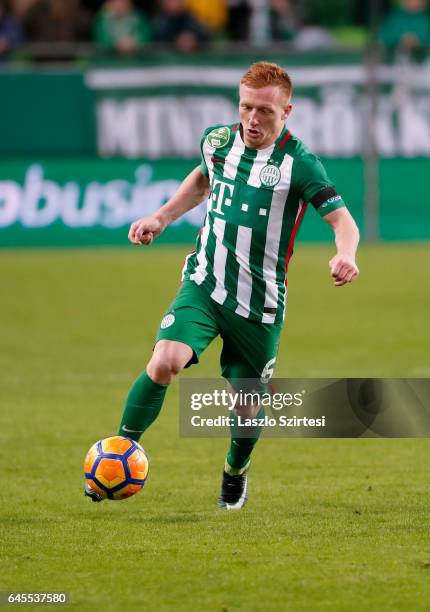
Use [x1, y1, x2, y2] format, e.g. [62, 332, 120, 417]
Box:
[182, 123, 345, 324]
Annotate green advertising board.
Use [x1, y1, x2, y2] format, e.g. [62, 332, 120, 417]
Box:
[1, 56, 430, 159]
[0, 56, 429, 245]
[0, 157, 428, 247]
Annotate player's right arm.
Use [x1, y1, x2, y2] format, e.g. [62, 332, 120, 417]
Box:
[128, 166, 210, 245]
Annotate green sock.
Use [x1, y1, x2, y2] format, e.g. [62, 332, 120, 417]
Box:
[226, 407, 264, 474]
[118, 370, 168, 442]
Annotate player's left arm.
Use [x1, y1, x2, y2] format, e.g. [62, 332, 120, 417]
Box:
[323, 207, 360, 287]
[295, 154, 360, 288]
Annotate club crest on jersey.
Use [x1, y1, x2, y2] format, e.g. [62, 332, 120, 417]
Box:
[160, 313, 175, 329]
[206, 127, 230, 149]
[260, 164, 281, 187]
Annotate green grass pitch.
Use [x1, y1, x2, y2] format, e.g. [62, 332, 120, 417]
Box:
[1, 243, 430, 611]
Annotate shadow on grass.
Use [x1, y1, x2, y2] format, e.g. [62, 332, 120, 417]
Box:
[77, 510, 209, 525]
[0, 516, 61, 526]
[141, 513, 208, 525]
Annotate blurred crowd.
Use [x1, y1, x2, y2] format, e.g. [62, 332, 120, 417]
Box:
[0, 0, 429, 59]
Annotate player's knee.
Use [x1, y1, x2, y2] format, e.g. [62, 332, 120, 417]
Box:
[147, 359, 174, 384]
[147, 346, 187, 384]
[233, 403, 261, 419]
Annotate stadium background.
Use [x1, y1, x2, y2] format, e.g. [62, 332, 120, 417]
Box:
[1, 1, 430, 610]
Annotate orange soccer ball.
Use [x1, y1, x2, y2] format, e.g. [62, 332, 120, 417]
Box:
[84, 436, 149, 500]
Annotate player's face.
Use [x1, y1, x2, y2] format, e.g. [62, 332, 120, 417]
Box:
[239, 84, 292, 149]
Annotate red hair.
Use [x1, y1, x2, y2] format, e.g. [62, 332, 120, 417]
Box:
[240, 62, 292, 100]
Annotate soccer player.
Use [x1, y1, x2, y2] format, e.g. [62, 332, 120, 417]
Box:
[85, 61, 359, 508]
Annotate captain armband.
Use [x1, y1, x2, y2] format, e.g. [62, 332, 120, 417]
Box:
[310, 187, 345, 216]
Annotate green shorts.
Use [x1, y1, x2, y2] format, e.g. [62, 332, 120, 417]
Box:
[155, 280, 283, 383]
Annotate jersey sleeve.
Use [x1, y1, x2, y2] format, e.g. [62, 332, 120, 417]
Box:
[199, 126, 214, 178]
[295, 154, 346, 217]
[200, 132, 209, 177]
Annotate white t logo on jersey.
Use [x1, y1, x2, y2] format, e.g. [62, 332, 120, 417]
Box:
[211, 179, 234, 215]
